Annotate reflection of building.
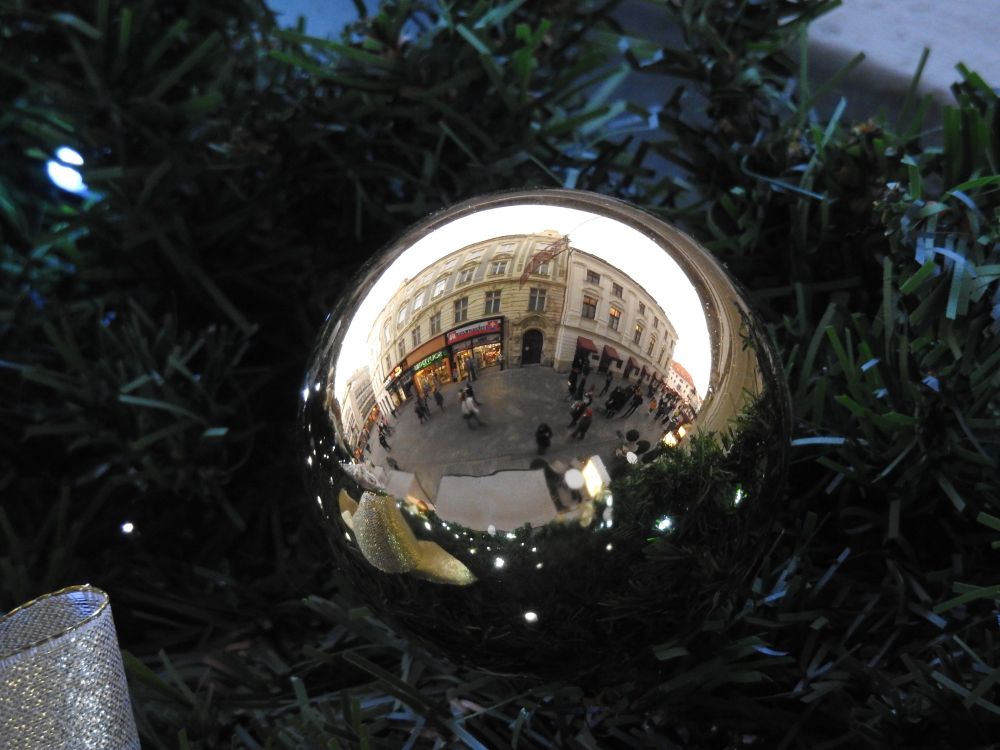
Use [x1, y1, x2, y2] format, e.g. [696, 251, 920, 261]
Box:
[557, 249, 677, 382]
[339, 233, 686, 436]
[366, 231, 570, 413]
[665, 361, 701, 410]
[344, 367, 378, 449]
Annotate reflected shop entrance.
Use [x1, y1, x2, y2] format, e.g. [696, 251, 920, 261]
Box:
[312, 190, 781, 538]
[521, 329, 543, 365]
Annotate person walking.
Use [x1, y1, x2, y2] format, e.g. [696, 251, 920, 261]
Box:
[568, 399, 587, 428]
[535, 422, 553, 454]
[574, 375, 588, 401]
[621, 391, 643, 417]
[378, 432, 391, 451]
[433, 389, 445, 411]
[567, 367, 579, 400]
[464, 383, 481, 406]
[647, 397, 658, 417]
[604, 386, 624, 417]
[570, 408, 594, 439]
[599, 371, 613, 396]
[462, 392, 484, 428]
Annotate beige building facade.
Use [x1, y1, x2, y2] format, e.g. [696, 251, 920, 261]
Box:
[556, 249, 678, 382]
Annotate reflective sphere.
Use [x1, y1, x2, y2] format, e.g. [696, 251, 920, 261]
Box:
[301, 190, 790, 677]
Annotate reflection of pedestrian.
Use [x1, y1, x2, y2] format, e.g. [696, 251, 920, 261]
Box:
[535, 423, 553, 454]
[621, 392, 643, 417]
[434, 390, 445, 410]
[599, 372, 613, 396]
[462, 394, 484, 428]
[571, 408, 593, 439]
[378, 433, 391, 451]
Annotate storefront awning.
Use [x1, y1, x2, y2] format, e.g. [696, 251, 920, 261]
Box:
[626, 356, 638, 372]
[576, 336, 598, 354]
[602, 344, 621, 362]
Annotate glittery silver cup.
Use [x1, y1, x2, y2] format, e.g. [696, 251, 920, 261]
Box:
[0, 585, 139, 749]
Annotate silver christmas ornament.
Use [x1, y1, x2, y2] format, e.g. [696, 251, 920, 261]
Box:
[301, 190, 790, 677]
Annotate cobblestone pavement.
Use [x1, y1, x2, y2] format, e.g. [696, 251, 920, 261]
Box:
[369, 366, 667, 499]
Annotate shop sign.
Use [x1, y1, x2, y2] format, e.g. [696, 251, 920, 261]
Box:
[446, 318, 501, 345]
[413, 350, 445, 371]
[383, 364, 402, 388]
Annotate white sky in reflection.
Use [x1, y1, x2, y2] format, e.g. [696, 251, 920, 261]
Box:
[333, 205, 711, 403]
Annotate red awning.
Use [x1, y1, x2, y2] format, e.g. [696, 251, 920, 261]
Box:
[576, 336, 598, 354]
[626, 356, 638, 372]
[602, 344, 621, 362]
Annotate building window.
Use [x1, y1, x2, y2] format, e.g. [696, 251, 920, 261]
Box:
[498, 242, 516, 253]
[384, 354, 391, 374]
[582, 294, 598, 319]
[658, 348, 665, 366]
[466, 249, 485, 262]
[397, 306, 407, 326]
[383, 322, 391, 343]
[433, 277, 447, 297]
[638, 302, 646, 316]
[412, 326, 421, 347]
[608, 306, 621, 330]
[633, 322, 644, 345]
[586, 270, 601, 285]
[489, 259, 509, 276]
[612, 282, 623, 298]
[653, 316, 659, 329]
[397, 340, 405, 360]
[454, 296, 469, 323]
[528, 287, 546, 312]
[458, 267, 475, 284]
[443, 257, 458, 269]
[429, 311, 442, 334]
[647, 337, 655, 356]
[533, 260, 550, 276]
[484, 290, 501, 314]
[414, 289, 426, 309]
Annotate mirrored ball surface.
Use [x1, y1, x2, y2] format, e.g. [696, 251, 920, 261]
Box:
[301, 190, 790, 677]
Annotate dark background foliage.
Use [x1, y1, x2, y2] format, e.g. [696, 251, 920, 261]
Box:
[2, 0, 999, 747]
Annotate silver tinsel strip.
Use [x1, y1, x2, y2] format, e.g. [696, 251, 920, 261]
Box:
[0, 585, 139, 749]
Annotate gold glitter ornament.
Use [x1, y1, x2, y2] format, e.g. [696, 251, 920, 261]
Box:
[0, 585, 139, 749]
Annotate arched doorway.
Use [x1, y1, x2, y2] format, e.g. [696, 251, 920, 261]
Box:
[521, 329, 543, 365]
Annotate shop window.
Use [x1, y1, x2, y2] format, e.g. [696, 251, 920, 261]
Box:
[528, 287, 546, 312]
[433, 277, 447, 297]
[586, 270, 601, 285]
[484, 290, 501, 314]
[454, 296, 469, 323]
[633, 322, 644, 345]
[412, 326, 421, 347]
[458, 267, 474, 284]
[413, 289, 426, 309]
[429, 311, 441, 334]
[608, 306, 621, 330]
[582, 294, 598, 319]
[489, 259, 508, 276]
[638, 302, 646, 316]
[612, 282, 623, 298]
